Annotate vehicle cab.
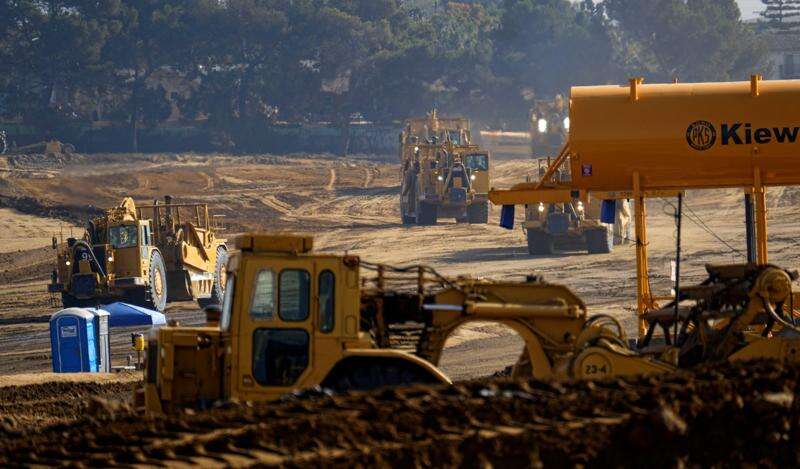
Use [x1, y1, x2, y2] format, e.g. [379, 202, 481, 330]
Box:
[103, 219, 154, 290]
[463, 151, 490, 195]
[221, 234, 367, 402]
[144, 234, 445, 414]
[51, 215, 154, 300]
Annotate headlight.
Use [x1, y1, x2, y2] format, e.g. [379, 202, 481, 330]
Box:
[437, 175, 444, 182]
[576, 201, 584, 212]
[537, 118, 548, 134]
[563, 117, 570, 131]
[414, 146, 419, 152]
[538, 202, 545, 213]
[65, 260, 71, 266]
[107, 256, 114, 262]
[470, 174, 476, 181]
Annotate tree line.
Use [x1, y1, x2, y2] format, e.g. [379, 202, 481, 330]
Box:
[0, 0, 771, 152]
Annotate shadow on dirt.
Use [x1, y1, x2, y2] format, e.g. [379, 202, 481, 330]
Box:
[437, 246, 587, 264]
[0, 316, 51, 326]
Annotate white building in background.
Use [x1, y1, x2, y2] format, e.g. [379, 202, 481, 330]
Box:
[765, 33, 800, 79]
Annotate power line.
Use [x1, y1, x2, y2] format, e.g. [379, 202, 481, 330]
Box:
[659, 199, 744, 257]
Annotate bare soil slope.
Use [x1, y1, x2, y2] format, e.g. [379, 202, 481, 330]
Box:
[2, 152, 800, 380]
[1, 360, 796, 468]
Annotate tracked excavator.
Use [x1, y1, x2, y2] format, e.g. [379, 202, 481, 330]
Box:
[49, 196, 227, 312]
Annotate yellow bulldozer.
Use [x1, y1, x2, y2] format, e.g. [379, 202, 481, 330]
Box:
[399, 110, 490, 225]
[49, 196, 227, 312]
[142, 233, 800, 414]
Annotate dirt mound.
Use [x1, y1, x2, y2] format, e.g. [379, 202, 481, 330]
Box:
[6, 152, 86, 169]
[0, 380, 135, 433]
[1, 360, 798, 467]
[0, 246, 54, 284]
[0, 194, 102, 226]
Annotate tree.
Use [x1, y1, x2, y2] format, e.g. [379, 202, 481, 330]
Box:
[491, 0, 624, 121]
[100, 0, 196, 151]
[760, 0, 800, 32]
[177, 0, 294, 150]
[0, 1, 118, 130]
[365, 2, 497, 121]
[604, 0, 769, 82]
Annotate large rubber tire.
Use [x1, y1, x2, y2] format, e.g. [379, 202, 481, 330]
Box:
[400, 198, 414, 225]
[416, 201, 438, 226]
[467, 202, 489, 224]
[401, 173, 416, 225]
[527, 230, 554, 255]
[61, 292, 93, 308]
[145, 251, 168, 312]
[586, 227, 613, 254]
[320, 358, 442, 393]
[199, 246, 228, 309]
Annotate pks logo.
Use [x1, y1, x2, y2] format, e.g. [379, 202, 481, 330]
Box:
[686, 121, 799, 151]
[686, 121, 716, 151]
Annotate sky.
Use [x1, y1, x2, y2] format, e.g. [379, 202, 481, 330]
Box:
[738, 0, 763, 19]
[566, 1, 763, 20]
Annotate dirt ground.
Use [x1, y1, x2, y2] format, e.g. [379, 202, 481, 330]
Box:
[1, 151, 800, 385]
[3, 360, 799, 467]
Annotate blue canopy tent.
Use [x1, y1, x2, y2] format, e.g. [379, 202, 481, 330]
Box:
[90, 302, 167, 328]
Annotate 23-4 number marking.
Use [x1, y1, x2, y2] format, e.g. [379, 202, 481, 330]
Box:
[584, 364, 608, 375]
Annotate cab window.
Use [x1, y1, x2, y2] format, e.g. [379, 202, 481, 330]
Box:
[250, 270, 275, 319]
[465, 153, 489, 171]
[108, 225, 138, 249]
[318, 270, 335, 333]
[252, 329, 309, 386]
[279, 269, 310, 321]
[140, 225, 151, 246]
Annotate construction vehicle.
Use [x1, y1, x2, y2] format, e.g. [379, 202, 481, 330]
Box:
[523, 160, 631, 255]
[399, 110, 490, 225]
[142, 76, 800, 410]
[529, 95, 569, 158]
[142, 233, 800, 413]
[491, 75, 800, 338]
[142, 232, 609, 413]
[7, 139, 74, 156]
[49, 196, 227, 312]
[520, 95, 631, 255]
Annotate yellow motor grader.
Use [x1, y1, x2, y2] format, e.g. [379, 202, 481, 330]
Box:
[399, 110, 490, 225]
[49, 196, 227, 312]
[142, 233, 800, 414]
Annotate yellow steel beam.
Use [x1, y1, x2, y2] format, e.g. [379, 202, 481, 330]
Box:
[754, 168, 769, 264]
[633, 172, 654, 339]
[489, 187, 576, 205]
[534, 144, 570, 190]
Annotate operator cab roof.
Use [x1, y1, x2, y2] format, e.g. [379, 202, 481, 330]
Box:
[236, 233, 314, 254]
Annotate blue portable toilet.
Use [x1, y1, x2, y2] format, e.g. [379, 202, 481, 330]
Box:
[87, 308, 111, 373]
[50, 308, 98, 373]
